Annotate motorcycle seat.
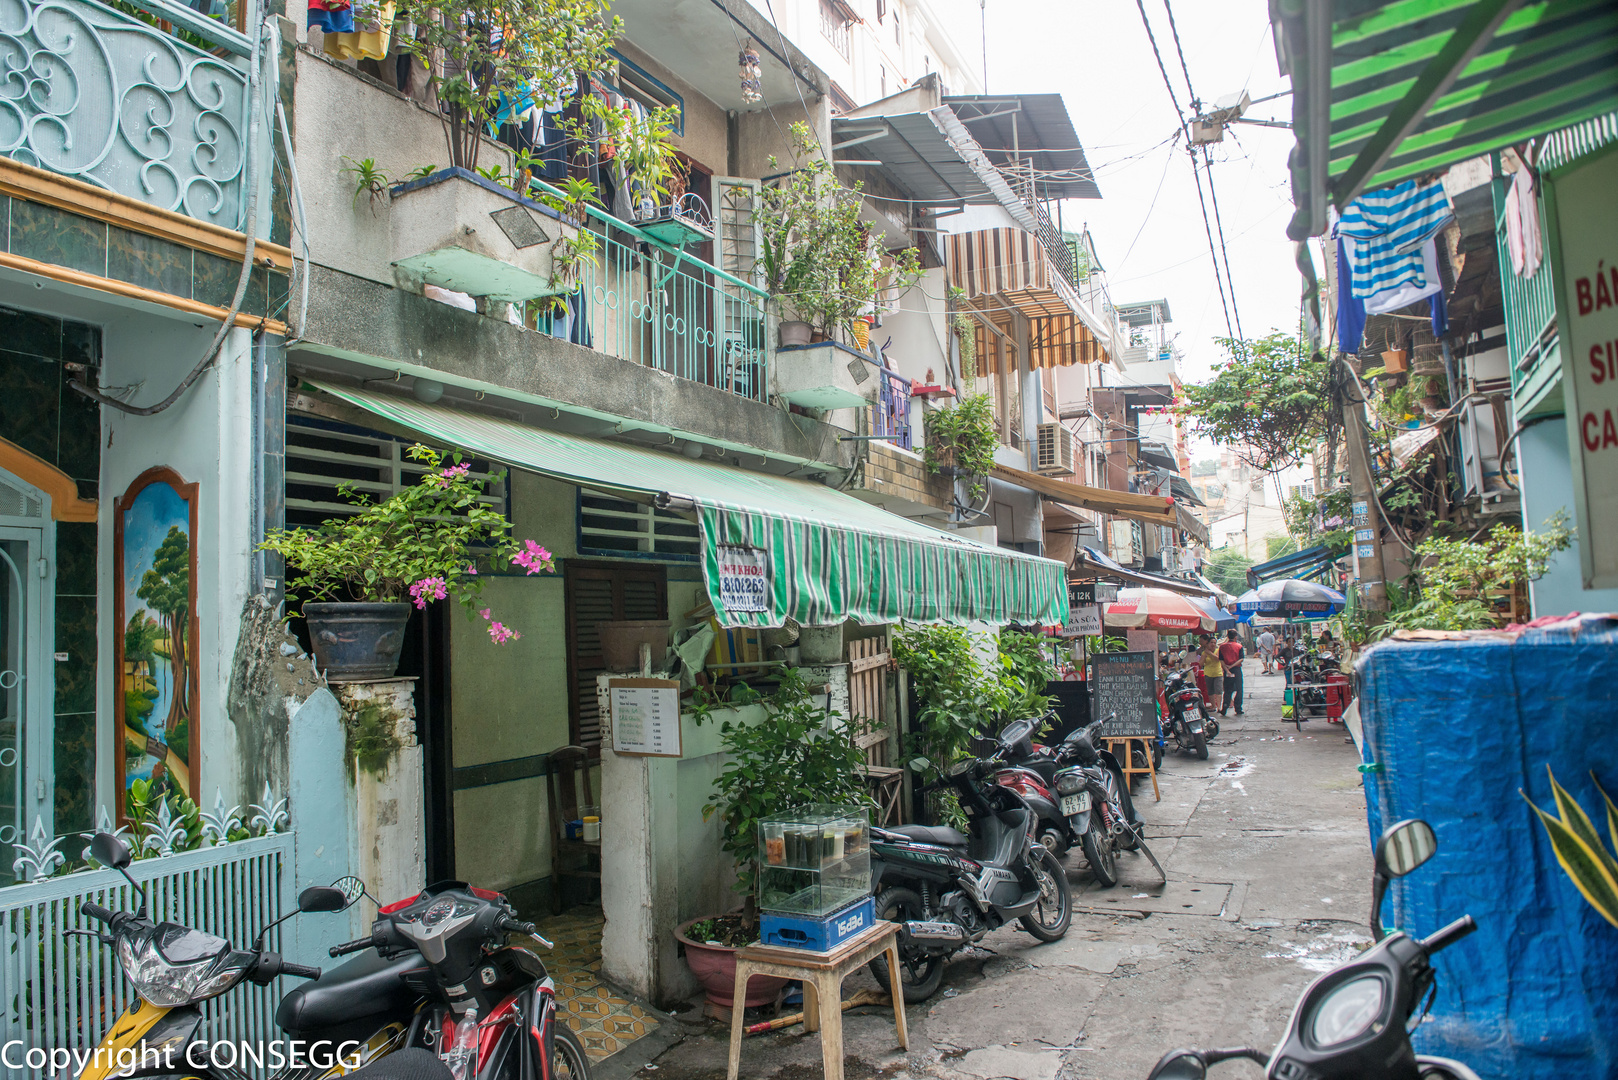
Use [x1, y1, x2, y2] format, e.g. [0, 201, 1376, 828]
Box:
[276, 949, 426, 1035]
[889, 824, 970, 848]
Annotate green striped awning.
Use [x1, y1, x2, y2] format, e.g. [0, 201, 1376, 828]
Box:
[314, 383, 1069, 630]
[1275, 0, 1618, 239]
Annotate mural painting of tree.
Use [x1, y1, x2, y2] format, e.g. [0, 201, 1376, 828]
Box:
[136, 526, 191, 771]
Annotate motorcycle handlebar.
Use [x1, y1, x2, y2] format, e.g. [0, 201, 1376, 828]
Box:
[498, 915, 538, 936]
[329, 937, 373, 958]
[1418, 915, 1476, 955]
[80, 901, 116, 925]
[280, 961, 322, 981]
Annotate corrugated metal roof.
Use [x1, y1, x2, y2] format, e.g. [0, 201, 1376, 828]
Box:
[830, 107, 1002, 205]
[943, 94, 1101, 200]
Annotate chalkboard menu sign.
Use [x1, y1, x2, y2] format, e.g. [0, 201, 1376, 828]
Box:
[1091, 651, 1159, 738]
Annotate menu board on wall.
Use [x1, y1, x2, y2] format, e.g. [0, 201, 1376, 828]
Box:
[1091, 651, 1159, 738]
[607, 678, 683, 757]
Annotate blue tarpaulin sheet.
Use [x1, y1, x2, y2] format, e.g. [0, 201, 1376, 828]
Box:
[1356, 616, 1618, 1079]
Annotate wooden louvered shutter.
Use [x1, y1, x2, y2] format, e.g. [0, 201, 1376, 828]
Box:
[564, 562, 668, 752]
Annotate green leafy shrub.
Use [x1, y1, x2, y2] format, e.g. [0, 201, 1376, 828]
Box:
[924, 393, 998, 499]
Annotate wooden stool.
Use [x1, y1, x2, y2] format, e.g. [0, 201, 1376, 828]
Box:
[726, 920, 908, 1080]
[1106, 736, 1161, 801]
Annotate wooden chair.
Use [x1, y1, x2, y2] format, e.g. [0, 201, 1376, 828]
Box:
[546, 745, 600, 914]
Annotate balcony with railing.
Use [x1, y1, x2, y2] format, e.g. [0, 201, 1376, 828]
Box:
[0, 0, 261, 233]
[1493, 176, 1560, 420]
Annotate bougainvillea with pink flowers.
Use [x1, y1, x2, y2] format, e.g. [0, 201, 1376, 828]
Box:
[261, 444, 554, 642]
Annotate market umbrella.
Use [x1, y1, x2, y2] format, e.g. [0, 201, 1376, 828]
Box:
[1105, 587, 1215, 633]
[1234, 578, 1346, 620]
[1188, 595, 1238, 631]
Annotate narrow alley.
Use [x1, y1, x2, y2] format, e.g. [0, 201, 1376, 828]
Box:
[627, 671, 1368, 1080]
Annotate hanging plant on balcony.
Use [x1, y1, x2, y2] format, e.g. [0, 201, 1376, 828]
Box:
[393, 0, 621, 172]
[924, 393, 998, 499]
[758, 122, 922, 343]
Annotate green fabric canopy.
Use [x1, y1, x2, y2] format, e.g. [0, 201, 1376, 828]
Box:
[1274, 0, 1618, 238]
[314, 383, 1070, 630]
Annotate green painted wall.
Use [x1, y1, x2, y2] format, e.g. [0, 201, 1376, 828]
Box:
[449, 469, 709, 897]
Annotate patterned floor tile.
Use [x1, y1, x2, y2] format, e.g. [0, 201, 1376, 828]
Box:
[535, 909, 660, 1062]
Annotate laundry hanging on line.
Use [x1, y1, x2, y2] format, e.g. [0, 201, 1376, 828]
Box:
[1504, 164, 1543, 280]
[1336, 178, 1454, 301]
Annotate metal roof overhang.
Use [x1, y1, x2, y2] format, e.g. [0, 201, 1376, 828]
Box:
[991, 464, 1178, 526]
[1246, 543, 1342, 586]
[943, 94, 1101, 200]
[831, 108, 1002, 206]
[1273, 0, 1618, 239]
[312, 383, 1070, 629]
[611, 0, 827, 112]
[1073, 547, 1213, 597]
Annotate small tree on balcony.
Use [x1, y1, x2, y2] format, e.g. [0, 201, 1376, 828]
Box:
[394, 0, 621, 173]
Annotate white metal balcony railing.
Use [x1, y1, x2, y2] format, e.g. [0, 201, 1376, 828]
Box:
[0, 0, 259, 231]
[0, 795, 293, 1079]
[527, 179, 771, 401]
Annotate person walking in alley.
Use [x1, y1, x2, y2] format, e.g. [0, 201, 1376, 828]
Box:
[1219, 630, 1245, 716]
[1199, 632, 1225, 714]
[1257, 627, 1276, 674]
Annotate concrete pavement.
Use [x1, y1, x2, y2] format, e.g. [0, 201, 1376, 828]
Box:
[624, 664, 1370, 1080]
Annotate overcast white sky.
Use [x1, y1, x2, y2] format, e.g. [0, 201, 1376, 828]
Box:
[974, 0, 1304, 390]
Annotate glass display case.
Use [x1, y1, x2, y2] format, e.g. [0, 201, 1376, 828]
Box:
[757, 805, 871, 918]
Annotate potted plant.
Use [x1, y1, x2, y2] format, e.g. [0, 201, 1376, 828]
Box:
[758, 123, 922, 347]
[676, 671, 870, 1008]
[393, 0, 619, 175]
[924, 393, 999, 501]
[260, 445, 554, 680]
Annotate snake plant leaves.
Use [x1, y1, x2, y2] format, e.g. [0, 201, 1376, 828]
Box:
[1523, 772, 1618, 930]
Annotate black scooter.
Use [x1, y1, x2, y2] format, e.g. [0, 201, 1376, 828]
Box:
[1052, 716, 1165, 889]
[866, 754, 1072, 1002]
[1163, 670, 1216, 759]
[1146, 818, 1480, 1080]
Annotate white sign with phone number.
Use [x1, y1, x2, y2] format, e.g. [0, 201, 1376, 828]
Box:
[716, 546, 769, 612]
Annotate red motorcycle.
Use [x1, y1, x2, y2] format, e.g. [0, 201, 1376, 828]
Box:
[315, 882, 590, 1079]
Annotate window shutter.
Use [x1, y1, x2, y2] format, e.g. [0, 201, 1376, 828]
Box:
[564, 564, 668, 751]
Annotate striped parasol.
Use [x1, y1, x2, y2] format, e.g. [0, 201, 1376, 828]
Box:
[1105, 588, 1216, 633]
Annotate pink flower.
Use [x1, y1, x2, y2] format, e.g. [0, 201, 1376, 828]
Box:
[511, 539, 554, 575]
[487, 620, 520, 644]
[479, 608, 492, 620]
[409, 576, 448, 609]
[466, 562, 478, 575]
[429, 463, 472, 488]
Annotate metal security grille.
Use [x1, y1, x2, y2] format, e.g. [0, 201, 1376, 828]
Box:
[577, 491, 700, 560]
[0, 475, 42, 522]
[285, 418, 507, 528]
[565, 565, 666, 750]
[0, 834, 294, 1078]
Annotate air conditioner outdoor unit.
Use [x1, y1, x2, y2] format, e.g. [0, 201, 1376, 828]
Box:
[1035, 423, 1077, 476]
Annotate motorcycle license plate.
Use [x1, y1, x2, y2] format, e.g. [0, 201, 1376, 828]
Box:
[1060, 792, 1090, 816]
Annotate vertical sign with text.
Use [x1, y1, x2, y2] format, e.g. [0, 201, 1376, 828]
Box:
[1549, 145, 1618, 587]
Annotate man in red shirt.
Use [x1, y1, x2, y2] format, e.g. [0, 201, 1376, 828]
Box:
[1218, 630, 1245, 716]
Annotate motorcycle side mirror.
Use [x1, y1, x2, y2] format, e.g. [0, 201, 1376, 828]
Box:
[90, 832, 132, 870]
[298, 886, 351, 914]
[1147, 1051, 1206, 1080]
[1369, 819, 1437, 942]
[1375, 819, 1437, 878]
[89, 831, 146, 916]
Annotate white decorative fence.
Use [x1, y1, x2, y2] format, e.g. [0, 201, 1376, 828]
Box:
[0, 829, 295, 1077]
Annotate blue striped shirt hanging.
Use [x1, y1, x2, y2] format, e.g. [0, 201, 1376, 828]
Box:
[1337, 179, 1453, 301]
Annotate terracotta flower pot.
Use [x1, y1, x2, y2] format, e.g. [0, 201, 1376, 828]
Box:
[1380, 349, 1408, 374]
[674, 917, 789, 1009]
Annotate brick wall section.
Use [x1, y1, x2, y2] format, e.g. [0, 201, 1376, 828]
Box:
[863, 442, 951, 511]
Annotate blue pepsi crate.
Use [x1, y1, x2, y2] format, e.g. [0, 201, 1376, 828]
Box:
[759, 896, 875, 952]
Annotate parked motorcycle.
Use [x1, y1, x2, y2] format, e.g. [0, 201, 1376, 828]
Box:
[989, 717, 1080, 856]
[1051, 715, 1165, 889]
[73, 831, 587, 1080]
[1145, 818, 1480, 1080]
[1162, 670, 1216, 759]
[867, 751, 1072, 1002]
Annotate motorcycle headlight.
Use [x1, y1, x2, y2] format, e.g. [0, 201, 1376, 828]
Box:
[1309, 975, 1386, 1047]
[1055, 772, 1085, 796]
[117, 924, 246, 1007]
